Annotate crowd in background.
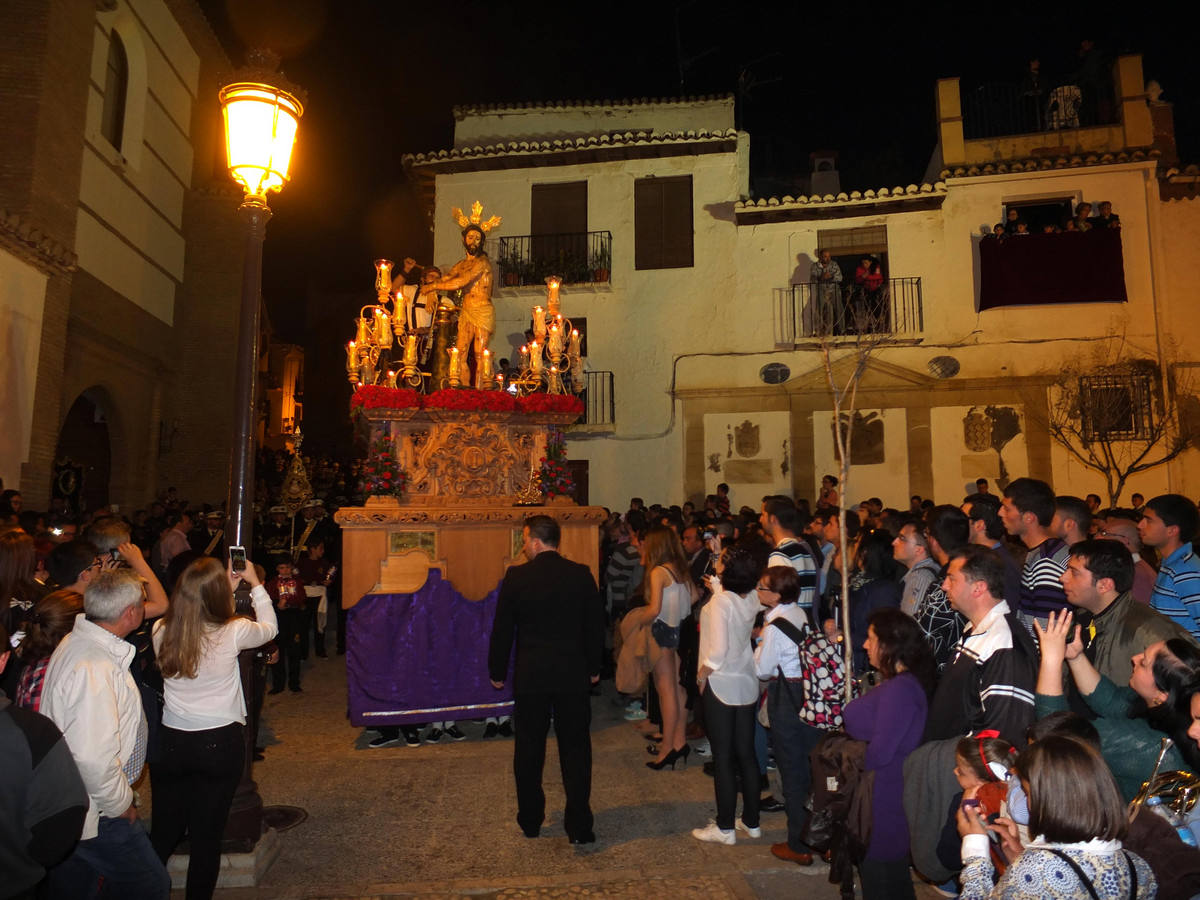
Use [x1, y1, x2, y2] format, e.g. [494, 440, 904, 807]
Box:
[597, 477, 1200, 898]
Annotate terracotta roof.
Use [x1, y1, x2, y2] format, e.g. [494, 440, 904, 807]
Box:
[735, 182, 947, 211]
[451, 94, 733, 117]
[940, 148, 1159, 179]
[404, 128, 739, 167]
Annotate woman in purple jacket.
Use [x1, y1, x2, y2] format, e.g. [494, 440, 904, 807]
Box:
[844, 607, 935, 899]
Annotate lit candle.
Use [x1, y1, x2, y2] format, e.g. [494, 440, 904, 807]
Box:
[519, 344, 529, 365]
[530, 341, 543, 375]
[345, 341, 356, 373]
[386, 370, 397, 388]
[533, 306, 547, 340]
[549, 324, 563, 364]
[403, 334, 417, 367]
[546, 276, 561, 315]
[448, 347, 461, 386]
[374, 309, 393, 348]
[356, 316, 372, 345]
[374, 259, 393, 295]
[569, 328, 581, 358]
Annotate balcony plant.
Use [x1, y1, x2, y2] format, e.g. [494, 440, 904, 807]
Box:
[500, 245, 523, 286]
[590, 241, 611, 284]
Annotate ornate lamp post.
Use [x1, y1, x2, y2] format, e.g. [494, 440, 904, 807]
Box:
[218, 49, 304, 851]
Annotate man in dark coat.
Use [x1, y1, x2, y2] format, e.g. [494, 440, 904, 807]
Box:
[488, 515, 605, 844]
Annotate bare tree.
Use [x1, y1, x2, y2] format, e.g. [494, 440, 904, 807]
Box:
[1044, 356, 1198, 506]
[817, 297, 889, 703]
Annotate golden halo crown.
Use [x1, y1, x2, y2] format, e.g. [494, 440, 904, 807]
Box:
[451, 200, 502, 233]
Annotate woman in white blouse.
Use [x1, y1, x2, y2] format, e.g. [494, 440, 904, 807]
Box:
[150, 556, 277, 899]
[692, 545, 764, 844]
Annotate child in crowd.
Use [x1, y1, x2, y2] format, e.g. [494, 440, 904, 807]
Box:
[937, 731, 1017, 875]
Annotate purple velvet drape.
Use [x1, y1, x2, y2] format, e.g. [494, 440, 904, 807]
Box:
[346, 570, 514, 726]
[978, 227, 1127, 310]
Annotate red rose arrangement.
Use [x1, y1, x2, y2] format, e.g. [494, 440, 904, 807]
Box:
[350, 385, 422, 412]
[350, 386, 582, 417]
[518, 393, 584, 416]
[362, 433, 406, 498]
[538, 429, 575, 498]
[424, 388, 518, 412]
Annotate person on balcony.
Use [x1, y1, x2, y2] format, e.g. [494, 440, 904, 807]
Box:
[810, 249, 843, 336]
[853, 256, 885, 331]
[1091, 201, 1121, 229]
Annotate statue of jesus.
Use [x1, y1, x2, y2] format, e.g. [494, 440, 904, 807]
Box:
[425, 203, 501, 388]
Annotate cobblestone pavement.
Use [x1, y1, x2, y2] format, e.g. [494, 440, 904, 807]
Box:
[191, 648, 941, 899]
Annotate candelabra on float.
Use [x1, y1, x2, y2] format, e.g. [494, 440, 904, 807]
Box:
[507, 275, 585, 397]
[346, 259, 431, 389]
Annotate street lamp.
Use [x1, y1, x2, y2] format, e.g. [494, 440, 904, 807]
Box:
[218, 49, 304, 853]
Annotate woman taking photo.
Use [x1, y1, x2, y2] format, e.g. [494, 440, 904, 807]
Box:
[844, 607, 935, 898]
[624, 525, 697, 769]
[150, 556, 277, 899]
[958, 735, 1155, 898]
[1035, 608, 1200, 801]
[692, 545, 762, 844]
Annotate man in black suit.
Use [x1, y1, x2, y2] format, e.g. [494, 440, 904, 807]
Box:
[488, 515, 605, 844]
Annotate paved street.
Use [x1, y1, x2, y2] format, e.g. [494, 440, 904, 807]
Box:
[196, 652, 940, 899]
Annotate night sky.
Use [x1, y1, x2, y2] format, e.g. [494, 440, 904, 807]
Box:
[197, 0, 1199, 451]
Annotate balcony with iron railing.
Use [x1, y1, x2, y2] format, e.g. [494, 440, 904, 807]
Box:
[773, 277, 923, 345]
[574, 370, 615, 431]
[496, 231, 613, 289]
[962, 80, 1118, 139]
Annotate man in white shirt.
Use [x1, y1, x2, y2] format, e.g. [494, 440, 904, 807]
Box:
[41, 568, 170, 899]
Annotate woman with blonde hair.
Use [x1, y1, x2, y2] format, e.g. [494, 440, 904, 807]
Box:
[625, 524, 697, 768]
[150, 556, 276, 899]
[14, 588, 84, 711]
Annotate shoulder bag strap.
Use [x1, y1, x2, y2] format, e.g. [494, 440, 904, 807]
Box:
[1124, 850, 1137, 898]
[1040, 848, 1101, 900]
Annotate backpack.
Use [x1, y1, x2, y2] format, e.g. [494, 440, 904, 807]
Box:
[769, 617, 852, 730]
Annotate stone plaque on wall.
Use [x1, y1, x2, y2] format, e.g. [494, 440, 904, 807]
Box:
[724, 459, 774, 483]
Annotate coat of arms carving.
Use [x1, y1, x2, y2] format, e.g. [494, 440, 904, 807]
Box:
[734, 420, 760, 458]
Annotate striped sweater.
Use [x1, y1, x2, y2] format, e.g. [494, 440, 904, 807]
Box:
[1017, 537, 1070, 618]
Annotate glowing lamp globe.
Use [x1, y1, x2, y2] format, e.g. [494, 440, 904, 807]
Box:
[219, 81, 303, 200]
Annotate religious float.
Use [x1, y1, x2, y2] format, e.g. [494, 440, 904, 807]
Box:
[334, 203, 606, 729]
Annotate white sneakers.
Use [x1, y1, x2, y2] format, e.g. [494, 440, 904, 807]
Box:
[735, 819, 762, 839]
[691, 819, 761, 844]
[691, 822, 735, 844]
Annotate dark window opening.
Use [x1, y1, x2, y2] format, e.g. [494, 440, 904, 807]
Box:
[100, 33, 128, 152]
[1003, 199, 1074, 233]
[634, 176, 693, 270]
[1079, 372, 1154, 441]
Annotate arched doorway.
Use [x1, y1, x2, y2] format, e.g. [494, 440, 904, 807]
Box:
[53, 391, 112, 515]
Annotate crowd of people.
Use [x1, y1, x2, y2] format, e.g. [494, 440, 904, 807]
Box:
[989, 200, 1121, 240]
[0, 449, 358, 899]
[597, 477, 1200, 898]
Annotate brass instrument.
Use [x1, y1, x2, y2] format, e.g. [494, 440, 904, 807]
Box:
[1130, 736, 1200, 824]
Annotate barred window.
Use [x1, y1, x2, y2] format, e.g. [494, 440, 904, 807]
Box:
[1079, 373, 1154, 441]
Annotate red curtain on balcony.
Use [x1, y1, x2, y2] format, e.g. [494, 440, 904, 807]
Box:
[978, 228, 1127, 310]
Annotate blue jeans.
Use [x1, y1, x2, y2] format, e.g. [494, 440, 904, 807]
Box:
[46, 814, 170, 899]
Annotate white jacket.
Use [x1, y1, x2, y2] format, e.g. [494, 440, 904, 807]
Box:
[41, 614, 147, 840]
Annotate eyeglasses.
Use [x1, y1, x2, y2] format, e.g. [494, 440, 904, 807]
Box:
[755, 583, 777, 593]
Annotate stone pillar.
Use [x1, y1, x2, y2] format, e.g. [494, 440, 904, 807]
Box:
[936, 78, 965, 167]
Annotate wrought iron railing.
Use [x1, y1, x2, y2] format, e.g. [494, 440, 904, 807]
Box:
[580, 370, 614, 427]
[774, 277, 923, 343]
[962, 81, 1118, 139]
[497, 231, 613, 287]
